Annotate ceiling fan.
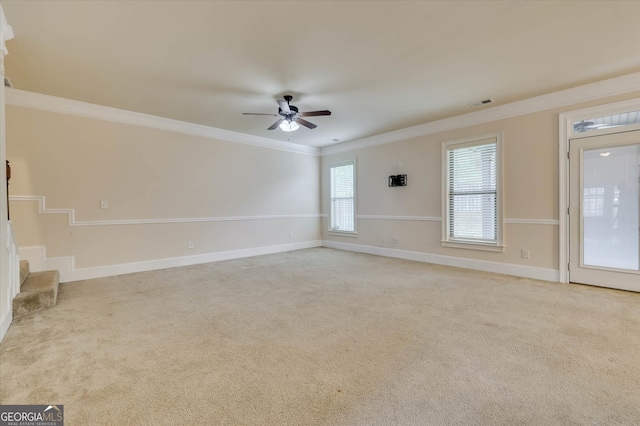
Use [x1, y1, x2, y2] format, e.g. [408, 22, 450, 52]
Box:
[574, 120, 596, 132]
[573, 120, 618, 133]
[243, 95, 331, 132]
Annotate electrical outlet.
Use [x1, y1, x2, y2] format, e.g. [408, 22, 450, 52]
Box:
[289, 232, 293, 239]
[521, 249, 530, 259]
[391, 238, 398, 244]
[187, 241, 194, 249]
[100, 200, 108, 209]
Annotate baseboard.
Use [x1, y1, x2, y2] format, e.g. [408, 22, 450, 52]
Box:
[19, 238, 558, 283]
[20, 240, 322, 283]
[19, 246, 75, 280]
[321, 240, 560, 282]
[0, 311, 12, 342]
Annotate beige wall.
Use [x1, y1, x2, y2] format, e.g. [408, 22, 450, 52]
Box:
[7, 89, 640, 282]
[322, 92, 640, 273]
[7, 106, 321, 271]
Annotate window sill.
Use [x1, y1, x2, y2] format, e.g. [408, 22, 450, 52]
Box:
[442, 241, 504, 252]
[328, 231, 358, 238]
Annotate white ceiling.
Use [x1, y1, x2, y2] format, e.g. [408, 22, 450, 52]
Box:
[3, 1, 640, 148]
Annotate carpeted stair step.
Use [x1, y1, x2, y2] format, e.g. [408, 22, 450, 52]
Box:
[20, 260, 29, 288]
[13, 270, 60, 319]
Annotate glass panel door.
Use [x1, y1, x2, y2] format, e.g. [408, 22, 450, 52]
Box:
[569, 131, 640, 292]
[582, 145, 639, 270]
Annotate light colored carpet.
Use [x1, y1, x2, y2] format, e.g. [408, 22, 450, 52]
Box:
[1, 248, 639, 425]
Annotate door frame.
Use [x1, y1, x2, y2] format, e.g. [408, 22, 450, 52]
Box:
[559, 97, 640, 283]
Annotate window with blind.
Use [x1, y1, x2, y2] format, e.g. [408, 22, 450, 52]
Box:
[330, 160, 356, 234]
[442, 134, 503, 250]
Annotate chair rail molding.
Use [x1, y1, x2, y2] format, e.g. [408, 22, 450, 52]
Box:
[355, 214, 558, 225]
[9, 195, 322, 226]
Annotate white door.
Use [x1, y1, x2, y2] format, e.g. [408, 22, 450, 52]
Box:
[569, 130, 640, 292]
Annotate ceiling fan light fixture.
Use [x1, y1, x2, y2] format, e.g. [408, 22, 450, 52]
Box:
[244, 95, 330, 131]
[279, 120, 299, 132]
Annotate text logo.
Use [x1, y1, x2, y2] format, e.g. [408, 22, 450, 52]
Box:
[0, 405, 64, 426]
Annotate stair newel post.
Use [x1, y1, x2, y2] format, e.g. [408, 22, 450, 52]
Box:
[5, 160, 9, 220]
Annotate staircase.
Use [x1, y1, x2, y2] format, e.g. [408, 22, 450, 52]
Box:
[13, 260, 60, 318]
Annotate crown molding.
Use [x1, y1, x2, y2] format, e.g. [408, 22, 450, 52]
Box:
[7, 71, 640, 158]
[321, 72, 640, 156]
[5, 88, 320, 156]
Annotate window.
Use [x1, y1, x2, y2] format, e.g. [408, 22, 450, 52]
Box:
[442, 134, 503, 251]
[330, 160, 356, 234]
[583, 187, 605, 217]
[573, 110, 640, 134]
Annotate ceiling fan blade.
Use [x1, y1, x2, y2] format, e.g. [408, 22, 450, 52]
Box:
[300, 110, 331, 117]
[295, 118, 317, 129]
[277, 100, 291, 114]
[243, 112, 278, 116]
[268, 119, 284, 130]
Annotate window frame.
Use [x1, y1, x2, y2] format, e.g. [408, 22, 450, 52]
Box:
[441, 132, 504, 252]
[329, 159, 357, 237]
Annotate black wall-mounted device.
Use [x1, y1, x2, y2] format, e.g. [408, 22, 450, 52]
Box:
[388, 174, 407, 187]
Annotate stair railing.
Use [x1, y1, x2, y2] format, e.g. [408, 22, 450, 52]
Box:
[7, 221, 20, 302]
[6, 160, 9, 220]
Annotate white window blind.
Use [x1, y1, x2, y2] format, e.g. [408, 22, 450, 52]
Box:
[446, 141, 498, 244]
[330, 162, 355, 233]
